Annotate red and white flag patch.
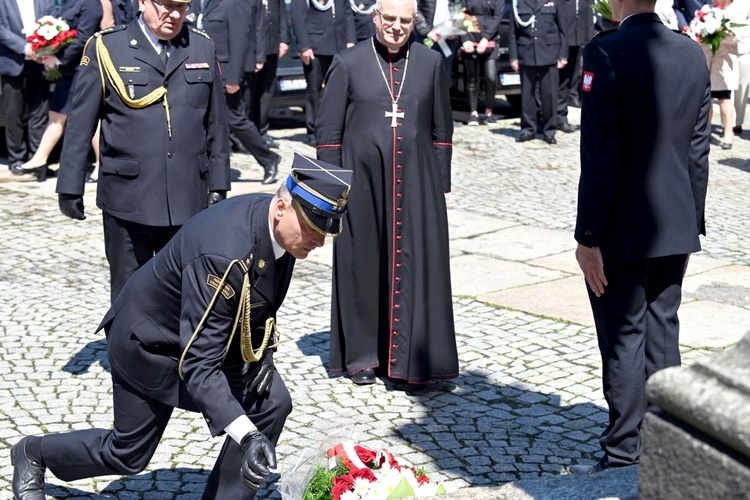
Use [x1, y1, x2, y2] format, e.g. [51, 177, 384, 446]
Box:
[582, 71, 594, 92]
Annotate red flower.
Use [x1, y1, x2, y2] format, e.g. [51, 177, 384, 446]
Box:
[354, 445, 377, 465]
[417, 474, 430, 485]
[351, 467, 377, 482]
[331, 474, 354, 500]
[50, 39, 60, 47]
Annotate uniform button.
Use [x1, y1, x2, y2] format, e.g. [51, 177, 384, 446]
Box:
[395, 290, 400, 294]
[167, 152, 173, 158]
[397, 151, 402, 155]
[396, 179, 402, 183]
[397, 164, 402, 169]
[198, 76, 202, 81]
[396, 235, 401, 240]
[394, 67, 399, 71]
[396, 249, 401, 253]
[585, 230, 592, 236]
[397, 207, 402, 212]
[164, 80, 169, 87]
[397, 136, 403, 141]
[128, 78, 133, 83]
[396, 221, 401, 226]
[395, 276, 401, 281]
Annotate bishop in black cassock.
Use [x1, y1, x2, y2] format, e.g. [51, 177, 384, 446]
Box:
[315, 0, 458, 385]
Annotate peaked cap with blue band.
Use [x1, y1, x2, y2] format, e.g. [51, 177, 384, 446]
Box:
[286, 153, 353, 236]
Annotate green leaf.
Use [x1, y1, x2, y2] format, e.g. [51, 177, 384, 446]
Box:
[385, 477, 416, 499]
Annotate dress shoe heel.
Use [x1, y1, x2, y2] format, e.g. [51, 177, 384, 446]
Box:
[262, 154, 280, 185]
[351, 368, 377, 385]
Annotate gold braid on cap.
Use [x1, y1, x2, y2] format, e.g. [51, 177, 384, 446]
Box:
[94, 34, 173, 137]
[178, 259, 279, 380]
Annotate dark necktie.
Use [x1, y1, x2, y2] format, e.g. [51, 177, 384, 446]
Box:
[158, 39, 169, 68]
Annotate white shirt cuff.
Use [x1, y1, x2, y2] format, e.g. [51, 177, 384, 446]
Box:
[224, 415, 258, 445]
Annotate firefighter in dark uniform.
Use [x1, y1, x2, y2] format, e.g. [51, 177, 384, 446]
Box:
[509, 0, 568, 144]
[246, 0, 292, 148]
[55, 0, 231, 303]
[351, 0, 377, 41]
[198, 0, 282, 185]
[557, 0, 594, 132]
[290, 0, 356, 145]
[11, 155, 354, 500]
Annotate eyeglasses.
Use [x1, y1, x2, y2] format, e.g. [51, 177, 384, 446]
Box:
[376, 9, 414, 26]
[150, 0, 191, 13]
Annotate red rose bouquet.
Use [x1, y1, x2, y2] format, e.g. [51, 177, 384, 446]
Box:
[279, 432, 447, 500]
[24, 15, 77, 81]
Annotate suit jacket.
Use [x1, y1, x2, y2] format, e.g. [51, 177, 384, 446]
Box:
[100, 194, 296, 436]
[0, 0, 54, 76]
[575, 13, 710, 260]
[459, 0, 504, 45]
[56, 21, 231, 227]
[291, 0, 356, 55]
[262, 0, 291, 56]
[562, 0, 594, 46]
[200, 0, 260, 84]
[52, 0, 103, 71]
[508, 0, 569, 66]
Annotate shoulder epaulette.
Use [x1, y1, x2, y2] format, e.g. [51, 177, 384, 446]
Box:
[592, 28, 617, 39]
[190, 27, 211, 39]
[96, 24, 127, 36]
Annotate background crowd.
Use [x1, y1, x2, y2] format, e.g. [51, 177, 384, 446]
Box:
[3, 0, 750, 168]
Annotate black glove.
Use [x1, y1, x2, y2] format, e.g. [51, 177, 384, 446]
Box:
[240, 431, 276, 492]
[242, 350, 274, 397]
[59, 194, 86, 220]
[207, 190, 226, 206]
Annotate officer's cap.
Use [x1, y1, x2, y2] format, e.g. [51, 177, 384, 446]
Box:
[286, 153, 353, 237]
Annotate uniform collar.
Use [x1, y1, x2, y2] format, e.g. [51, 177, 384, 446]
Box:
[268, 212, 286, 260]
[618, 11, 661, 29]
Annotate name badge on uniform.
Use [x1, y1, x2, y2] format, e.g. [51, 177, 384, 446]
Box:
[119, 66, 141, 72]
[185, 62, 211, 70]
[543, 1, 554, 6]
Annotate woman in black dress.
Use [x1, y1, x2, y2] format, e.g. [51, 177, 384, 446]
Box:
[21, 0, 103, 180]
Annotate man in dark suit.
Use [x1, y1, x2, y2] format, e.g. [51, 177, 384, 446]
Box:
[557, 0, 593, 132]
[246, 0, 291, 148]
[570, 0, 710, 475]
[11, 156, 353, 500]
[290, 0, 356, 145]
[55, 0, 230, 303]
[0, 0, 53, 174]
[509, 0, 569, 144]
[199, 0, 281, 184]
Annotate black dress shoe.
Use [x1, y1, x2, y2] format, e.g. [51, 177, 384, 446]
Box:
[568, 461, 606, 476]
[351, 369, 377, 385]
[733, 125, 742, 134]
[26, 165, 53, 182]
[264, 135, 279, 149]
[9, 161, 25, 175]
[544, 137, 557, 145]
[262, 154, 280, 185]
[558, 122, 575, 133]
[515, 133, 535, 143]
[11, 437, 46, 500]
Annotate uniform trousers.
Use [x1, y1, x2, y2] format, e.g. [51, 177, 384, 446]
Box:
[102, 212, 181, 303]
[246, 53, 279, 136]
[1, 62, 50, 163]
[586, 253, 687, 468]
[302, 54, 333, 135]
[520, 63, 558, 139]
[39, 369, 292, 499]
[225, 83, 277, 168]
[557, 45, 582, 125]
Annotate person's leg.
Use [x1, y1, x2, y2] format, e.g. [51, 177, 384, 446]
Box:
[734, 53, 750, 130]
[2, 72, 28, 165]
[202, 371, 292, 499]
[557, 45, 576, 126]
[540, 65, 559, 141]
[254, 54, 279, 136]
[643, 254, 686, 384]
[25, 65, 51, 156]
[22, 110, 67, 169]
[587, 257, 649, 468]
[225, 86, 277, 167]
[719, 96, 734, 144]
[518, 65, 537, 137]
[39, 370, 173, 481]
[103, 214, 175, 303]
[303, 58, 325, 137]
[483, 56, 498, 117]
[464, 54, 480, 121]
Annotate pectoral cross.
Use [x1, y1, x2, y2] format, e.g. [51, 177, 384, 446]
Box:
[385, 102, 404, 128]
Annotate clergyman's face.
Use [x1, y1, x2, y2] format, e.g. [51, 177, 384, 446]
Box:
[140, 0, 187, 40]
[374, 0, 416, 50]
[272, 198, 326, 259]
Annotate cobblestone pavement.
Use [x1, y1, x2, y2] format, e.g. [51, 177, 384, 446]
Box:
[0, 103, 745, 498]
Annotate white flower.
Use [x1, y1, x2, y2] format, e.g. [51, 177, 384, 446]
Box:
[37, 25, 58, 40]
[340, 491, 360, 500]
